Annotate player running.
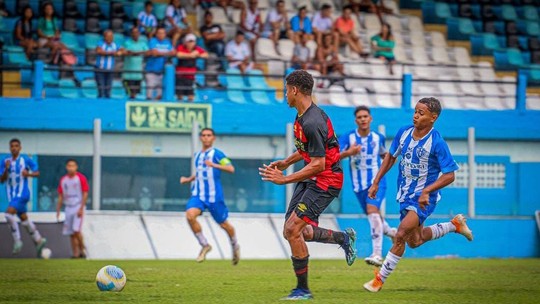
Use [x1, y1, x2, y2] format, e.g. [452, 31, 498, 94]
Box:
[259, 70, 357, 300]
[338, 105, 397, 267]
[56, 159, 89, 258]
[180, 128, 240, 265]
[363, 97, 473, 292]
[1, 138, 47, 256]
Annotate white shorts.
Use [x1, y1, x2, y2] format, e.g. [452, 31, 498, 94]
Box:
[63, 205, 83, 236]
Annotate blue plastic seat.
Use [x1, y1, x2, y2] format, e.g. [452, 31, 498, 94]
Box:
[471, 33, 501, 56]
[247, 70, 274, 105]
[113, 34, 125, 48]
[447, 18, 476, 41]
[520, 5, 539, 21]
[224, 68, 247, 104]
[84, 33, 102, 49]
[81, 79, 98, 98]
[43, 68, 59, 85]
[74, 68, 95, 83]
[111, 80, 127, 99]
[6, 46, 31, 65]
[99, 1, 110, 19]
[131, 1, 145, 19]
[154, 3, 167, 20]
[58, 78, 80, 98]
[61, 32, 84, 52]
[500, 5, 518, 21]
[76, 0, 87, 17]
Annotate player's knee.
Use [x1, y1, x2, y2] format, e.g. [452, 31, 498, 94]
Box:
[186, 212, 198, 223]
[394, 229, 408, 244]
[406, 239, 422, 248]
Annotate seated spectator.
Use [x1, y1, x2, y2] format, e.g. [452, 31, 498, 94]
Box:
[334, 5, 364, 57]
[165, 0, 191, 47]
[137, 1, 158, 39]
[312, 4, 338, 52]
[225, 31, 253, 74]
[261, 0, 293, 53]
[13, 5, 37, 59]
[214, 0, 245, 23]
[290, 6, 313, 42]
[200, 10, 225, 58]
[95, 30, 123, 98]
[176, 34, 208, 102]
[240, 0, 262, 60]
[371, 23, 395, 75]
[291, 31, 320, 72]
[37, 3, 69, 64]
[145, 27, 176, 100]
[317, 33, 344, 77]
[123, 27, 149, 99]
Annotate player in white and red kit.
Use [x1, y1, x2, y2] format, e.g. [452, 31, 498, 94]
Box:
[56, 159, 89, 258]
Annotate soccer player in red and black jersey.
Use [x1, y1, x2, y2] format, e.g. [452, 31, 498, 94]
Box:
[259, 70, 357, 300]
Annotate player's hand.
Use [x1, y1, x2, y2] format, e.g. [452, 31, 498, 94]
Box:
[346, 143, 362, 156]
[179, 176, 191, 184]
[204, 160, 215, 168]
[268, 160, 288, 171]
[4, 159, 10, 170]
[77, 208, 84, 218]
[367, 183, 379, 199]
[21, 169, 29, 177]
[259, 164, 287, 185]
[418, 191, 430, 210]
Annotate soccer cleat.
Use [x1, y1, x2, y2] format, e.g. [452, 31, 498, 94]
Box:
[12, 240, 23, 255]
[232, 245, 240, 266]
[364, 254, 384, 267]
[196, 245, 212, 263]
[451, 214, 474, 241]
[281, 288, 313, 300]
[341, 228, 357, 266]
[363, 270, 384, 293]
[36, 238, 47, 257]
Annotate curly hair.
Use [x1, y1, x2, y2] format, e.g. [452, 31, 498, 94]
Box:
[285, 70, 314, 96]
[418, 97, 442, 115]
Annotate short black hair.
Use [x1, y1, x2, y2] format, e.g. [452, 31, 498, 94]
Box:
[343, 4, 353, 11]
[286, 70, 314, 96]
[204, 10, 212, 17]
[145, 1, 153, 7]
[321, 4, 331, 10]
[200, 128, 215, 136]
[66, 158, 78, 165]
[298, 6, 307, 12]
[9, 138, 20, 145]
[418, 97, 442, 115]
[354, 105, 371, 116]
[276, 0, 284, 4]
[236, 30, 245, 36]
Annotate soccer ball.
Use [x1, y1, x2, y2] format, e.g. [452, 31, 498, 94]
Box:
[96, 265, 126, 292]
[40, 248, 52, 259]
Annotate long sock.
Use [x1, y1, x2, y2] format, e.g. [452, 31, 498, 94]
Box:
[383, 220, 395, 237]
[195, 232, 209, 247]
[291, 256, 309, 290]
[21, 220, 41, 243]
[308, 226, 345, 245]
[428, 222, 456, 240]
[379, 251, 401, 283]
[5, 213, 20, 241]
[230, 235, 239, 249]
[367, 213, 383, 256]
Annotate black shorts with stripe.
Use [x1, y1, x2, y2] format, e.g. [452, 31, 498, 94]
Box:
[285, 181, 340, 226]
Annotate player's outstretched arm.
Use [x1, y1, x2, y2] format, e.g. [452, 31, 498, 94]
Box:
[180, 175, 196, 184]
[368, 153, 397, 199]
[206, 161, 235, 174]
[260, 156, 324, 185]
[269, 151, 303, 171]
[22, 170, 39, 178]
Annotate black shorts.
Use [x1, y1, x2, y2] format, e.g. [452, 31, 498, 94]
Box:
[285, 181, 340, 226]
[176, 77, 194, 96]
[123, 80, 141, 96]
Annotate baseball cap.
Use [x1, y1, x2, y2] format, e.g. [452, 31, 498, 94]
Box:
[185, 34, 197, 42]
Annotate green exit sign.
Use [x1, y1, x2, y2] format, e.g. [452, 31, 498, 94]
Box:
[126, 102, 212, 133]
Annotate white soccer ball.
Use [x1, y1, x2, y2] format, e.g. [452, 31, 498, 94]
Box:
[96, 265, 126, 292]
[41, 248, 52, 259]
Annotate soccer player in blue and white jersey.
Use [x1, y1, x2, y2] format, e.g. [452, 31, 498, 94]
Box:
[339, 106, 397, 267]
[137, 1, 158, 38]
[363, 97, 473, 292]
[180, 128, 240, 265]
[1, 139, 47, 256]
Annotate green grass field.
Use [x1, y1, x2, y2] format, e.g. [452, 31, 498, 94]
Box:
[0, 259, 538, 303]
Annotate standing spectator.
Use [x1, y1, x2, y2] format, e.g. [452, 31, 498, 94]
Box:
[13, 5, 37, 59]
[291, 31, 320, 72]
[371, 23, 395, 75]
[200, 10, 225, 58]
[261, 0, 293, 54]
[37, 2, 69, 64]
[123, 27, 149, 99]
[95, 30, 122, 98]
[334, 5, 364, 57]
[290, 6, 313, 43]
[240, 0, 262, 60]
[176, 34, 209, 102]
[145, 27, 176, 100]
[165, 0, 190, 47]
[317, 33, 344, 77]
[225, 31, 253, 74]
[312, 4, 338, 51]
[137, 1, 158, 39]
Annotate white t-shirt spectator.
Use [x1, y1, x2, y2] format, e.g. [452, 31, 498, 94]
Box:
[225, 40, 251, 61]
[165, 5, 187, 28]
[312, 12, 333, 32]
[263, 9, 284, 32]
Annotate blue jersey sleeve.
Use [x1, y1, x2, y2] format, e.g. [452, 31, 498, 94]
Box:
[338, 132, 350, 152]
[24, 155, 38, 171]
[213, 149, 232, 166]
[434, 139, 459, 174]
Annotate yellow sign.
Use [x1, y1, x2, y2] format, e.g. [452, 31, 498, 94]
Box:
[126, 102, 212, 133]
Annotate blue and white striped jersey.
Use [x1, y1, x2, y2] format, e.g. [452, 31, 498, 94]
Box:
[0, 155, 38, 201]
[137, 11, 157, 34]
[191, 148, 232, 203]
[95, 40, 119, 70]
[339, 130, 387, 192]
[389, 125, 459, 204]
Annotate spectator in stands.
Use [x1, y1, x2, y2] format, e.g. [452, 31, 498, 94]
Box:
[371, 23, 395, 75]
[225, 31, 253, 74]
[290, 6, 313, 43]
[291, 31, 320, 72]
[240, 0, 262, 60]
[200, 10, 225, 58]
[165, 0, 191, 47]
[312, 4, 338, 52]
[145, 27, 176, 100]
[137, 1, 158, 39]
[214, 0, 245, 23]
[317, 33, 344, 77]
[334, 5, 364, 57]
[261, 0, 293, 54]
[95, 30, 123, 98]
[13, 5, 37, 59]
[123, 27, 149, 99]
[176, 34, 208, 102]
[37, 2, 69, 64]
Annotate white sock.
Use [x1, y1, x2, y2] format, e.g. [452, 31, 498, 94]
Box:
[379, 251, 401, 283]
[383, 220, 396, 237]
[21, 220, 42, 243]
[230, 235, 238, 249]
[367, 213, 383, 256]
[195, 232, 209, 247]
[428, 222, 456, 240]
[5, 213, 21, 241]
